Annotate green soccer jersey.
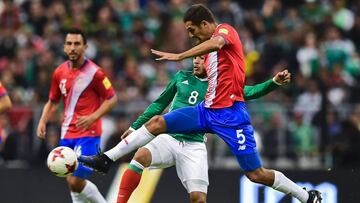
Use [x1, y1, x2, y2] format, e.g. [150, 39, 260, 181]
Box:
[131, 70, 280, 142]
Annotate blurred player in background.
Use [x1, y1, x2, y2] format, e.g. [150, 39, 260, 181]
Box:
[80, 4, 322, 203]
[116, 55, 291, 203]
[37, 28, 117, 203]
[0, 81, 12, 147]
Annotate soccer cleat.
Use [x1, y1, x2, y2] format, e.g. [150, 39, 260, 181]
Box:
[306, 189, 322, 203]
[78, 153, 114, 174]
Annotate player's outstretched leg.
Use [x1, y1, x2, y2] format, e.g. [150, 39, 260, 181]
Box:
[245, 167, 322, 203]
[78, 117, 164, 173]
[117, 148, 151, 203]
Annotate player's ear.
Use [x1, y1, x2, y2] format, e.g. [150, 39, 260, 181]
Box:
[200, 20, 207, 28]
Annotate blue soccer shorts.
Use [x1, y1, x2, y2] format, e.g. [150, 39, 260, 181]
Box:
[59, 136, 100, 179]
[164, 101, 262, 172]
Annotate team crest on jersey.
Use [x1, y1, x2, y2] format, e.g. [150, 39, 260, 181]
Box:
[219, 28, 228, 35]
[59, 79, 67, 96]
[75, 77, 83, 85]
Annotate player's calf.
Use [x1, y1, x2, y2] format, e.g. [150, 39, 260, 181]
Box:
[189, 192, 206, 203]
[66, 176, 86, 192]
[245, 167, 274, 186]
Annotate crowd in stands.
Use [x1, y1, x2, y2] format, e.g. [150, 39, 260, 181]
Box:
[0, 0, 360, 170]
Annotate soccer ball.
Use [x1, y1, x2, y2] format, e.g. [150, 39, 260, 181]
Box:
[47, 146, 78, 177]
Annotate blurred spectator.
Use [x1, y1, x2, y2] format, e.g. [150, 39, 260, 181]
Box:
[212, 0, 243, 29]
[288, 112, 318, 168]
[321, 26, 355, 70]
[300, 0, 328, 25]
[294, 79, 322, 124]
[297, 32, 320, 78]
[332, 0, 355, 31]
[0, 0, 20, 31]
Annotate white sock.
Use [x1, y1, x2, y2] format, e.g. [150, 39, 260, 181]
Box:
[130, 159, 145, 170]
[81, 180, 106, 203]
[70, 191, 88, 203]
[272, 171, 309, 203]
[105, 125, 155, 161]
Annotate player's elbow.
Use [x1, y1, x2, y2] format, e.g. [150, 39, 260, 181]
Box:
[0, 96, 12, 113]
[109, 94, 118, 106]
[211, 37, 225, 50]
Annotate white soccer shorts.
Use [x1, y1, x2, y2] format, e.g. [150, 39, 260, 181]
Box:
[143, 134, 209, 193]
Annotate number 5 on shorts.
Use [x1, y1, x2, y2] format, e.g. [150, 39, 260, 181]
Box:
[237, 129, 246, 150]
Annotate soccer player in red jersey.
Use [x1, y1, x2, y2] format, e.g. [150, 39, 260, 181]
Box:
[0, 81, 12, 145]
[37, 28, 117, 203]
[80, 4, 321, 203]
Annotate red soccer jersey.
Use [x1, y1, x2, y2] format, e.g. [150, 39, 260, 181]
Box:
[49, 59, 115, 139]
[204, 23, 246, 108]
[0, 82, 8, 143]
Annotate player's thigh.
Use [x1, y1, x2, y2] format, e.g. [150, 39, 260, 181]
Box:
[73, 137, 101, 179]
[163, 104, 207, 134]
[176, 142, 209, 194]
[143, 134, 177, 168]
[211, 124, 262, 171]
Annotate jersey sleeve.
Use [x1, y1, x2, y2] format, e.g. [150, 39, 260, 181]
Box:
[213, 24, 235, 46]
[0, 82, 8, 98]
[244, 79, 279, 101]
[93, 69, 115, 100]
[49, 70, 61, 103]
[131, 73, 179, 130]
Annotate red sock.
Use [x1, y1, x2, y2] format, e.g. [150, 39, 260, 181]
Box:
[117, 168, 142, 203]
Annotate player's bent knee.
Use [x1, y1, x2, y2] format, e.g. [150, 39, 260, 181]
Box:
[189, 192, 206, 203]
[145, 115, 166, 135]
[66, 176, 86, 192]
[133, 148, 152, 167]
[245, 167, 269, 184]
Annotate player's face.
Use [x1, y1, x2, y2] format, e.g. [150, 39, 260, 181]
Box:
[63, 34, 87, 61]
[185, 21, 212, 42]
[193, 56, 207, 78]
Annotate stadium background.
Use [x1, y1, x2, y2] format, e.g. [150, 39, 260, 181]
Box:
[0, 0, 360, 202]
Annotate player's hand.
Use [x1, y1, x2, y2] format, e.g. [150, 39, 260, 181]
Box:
[274, 69, 291, 85]
[121, 128, 134, 139]
[37, 121, 46, 139]
[76, 115, 96, 131]
[151, 49, 182, 61]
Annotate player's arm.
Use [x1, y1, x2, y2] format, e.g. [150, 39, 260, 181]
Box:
[0, 94, 12, 114]
[37, 71, 61, 139]
[37, 100, 59, 138]
[76, 95, 118, 130]
[244, 70, 291, 100]
[151, 36, 225, 61]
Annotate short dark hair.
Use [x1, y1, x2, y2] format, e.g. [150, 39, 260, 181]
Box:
[183, 4, 215, 26]
[65, 28, 87, 44]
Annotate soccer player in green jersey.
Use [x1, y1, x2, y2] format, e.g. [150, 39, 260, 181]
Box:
[115, 55, 291, 203]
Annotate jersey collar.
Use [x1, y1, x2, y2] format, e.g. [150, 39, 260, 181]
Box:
[194, 75, 208, 81]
